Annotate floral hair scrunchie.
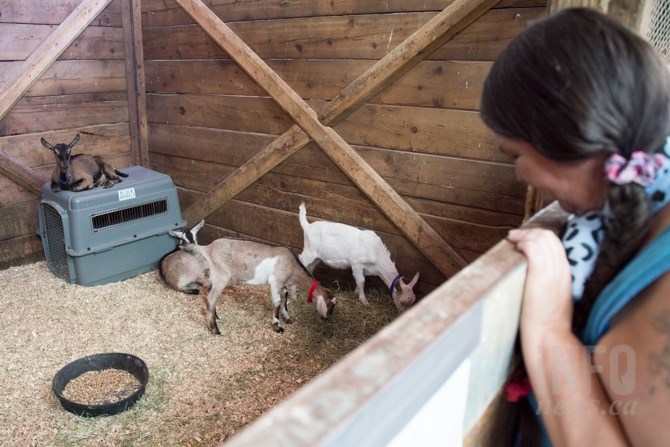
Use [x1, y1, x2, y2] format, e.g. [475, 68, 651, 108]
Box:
[605, 151, 666, 187]
[563, 140, 670, 301]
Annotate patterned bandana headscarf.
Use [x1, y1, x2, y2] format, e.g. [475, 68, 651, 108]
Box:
[563, 138, 670, 300]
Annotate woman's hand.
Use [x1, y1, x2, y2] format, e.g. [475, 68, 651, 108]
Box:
[508, 228, 631, 446]
[507, 228, 574, 338]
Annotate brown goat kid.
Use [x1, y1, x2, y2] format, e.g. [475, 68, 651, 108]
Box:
[173, 222, 336, 335]
[41, 133, 128, 192]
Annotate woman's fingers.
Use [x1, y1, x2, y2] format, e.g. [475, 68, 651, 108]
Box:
[507, 228, 574, 335]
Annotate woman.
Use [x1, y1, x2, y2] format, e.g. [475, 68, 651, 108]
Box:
[480, 8, 670, 446]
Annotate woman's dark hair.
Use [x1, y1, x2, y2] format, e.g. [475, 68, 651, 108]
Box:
[480, 8, 670, 332]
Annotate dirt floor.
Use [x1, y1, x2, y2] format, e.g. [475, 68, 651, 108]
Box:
[0, 261, 397, 447]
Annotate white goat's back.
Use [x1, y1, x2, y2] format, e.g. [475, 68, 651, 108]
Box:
[299, 203, 394, 273]
[303, 220, 390, 267]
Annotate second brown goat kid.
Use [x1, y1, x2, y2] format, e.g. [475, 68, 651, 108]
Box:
[41, 133, 128, 192]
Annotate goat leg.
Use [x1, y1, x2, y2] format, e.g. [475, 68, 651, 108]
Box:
[351, 266, 370, 305]
[198, 274, 219, 320]
[270, 283, 284, 333]
[280, 286, 292, 324]
[272, 306, 284, 333]
[198, 288, 219, 321]
[205, 283, 225, 335]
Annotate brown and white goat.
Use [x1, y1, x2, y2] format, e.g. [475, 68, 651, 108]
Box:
[298, 202, 419, 312]
[174, 222, 336, 335]
[41, 133, 128, 192]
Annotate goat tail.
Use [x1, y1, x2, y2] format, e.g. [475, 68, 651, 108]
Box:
[298, 202, 309, 229]
[115, 169, 129, 178]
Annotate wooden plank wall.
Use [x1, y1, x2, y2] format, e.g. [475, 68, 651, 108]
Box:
[141, 0, 548, 293]
[0, 0, 134, 269]
[0, 0, 549, 292]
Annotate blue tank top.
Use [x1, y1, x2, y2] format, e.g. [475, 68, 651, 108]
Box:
[581, 225, 670, 345]
[529, 226, 670, 446]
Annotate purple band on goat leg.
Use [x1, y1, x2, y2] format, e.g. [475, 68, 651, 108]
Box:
[389, 274, 403, 296]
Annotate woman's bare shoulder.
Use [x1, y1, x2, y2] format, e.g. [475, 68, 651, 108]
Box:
[593, 260, 670, 444]
[590, 202, 670, 444]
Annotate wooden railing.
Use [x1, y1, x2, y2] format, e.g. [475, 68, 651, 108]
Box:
[223, 202, 567, 447]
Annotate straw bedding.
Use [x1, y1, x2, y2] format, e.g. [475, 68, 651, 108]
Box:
[0, 261, 396, 446]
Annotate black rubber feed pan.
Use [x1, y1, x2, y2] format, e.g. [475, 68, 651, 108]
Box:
[52, 352, 149, 417]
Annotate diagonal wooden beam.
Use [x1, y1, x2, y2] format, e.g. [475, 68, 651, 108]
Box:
[183, 125, 311, 221]
[320, 0, 500, 127]
[176, 0, 488, 276]
[0, 149, 45, 196]
[0, 0, 113, 196]
[0, 0, 113, 120]
[183, 0, 497, 229]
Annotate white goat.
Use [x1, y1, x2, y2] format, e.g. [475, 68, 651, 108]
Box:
[298, 203, 419, 312]
[175, 222, 336, 335]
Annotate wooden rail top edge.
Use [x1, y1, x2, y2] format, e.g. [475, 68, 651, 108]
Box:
[223, 202, 568, 446]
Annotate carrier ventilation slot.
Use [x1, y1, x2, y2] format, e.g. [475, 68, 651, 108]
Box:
[91, 199, 168, 231]
[43, 203, 70, 281]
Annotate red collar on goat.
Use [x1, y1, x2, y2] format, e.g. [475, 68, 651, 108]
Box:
[307, 280, 319, 303]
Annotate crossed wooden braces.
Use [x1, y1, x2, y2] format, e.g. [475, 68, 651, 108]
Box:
[0, 0, 501, 277]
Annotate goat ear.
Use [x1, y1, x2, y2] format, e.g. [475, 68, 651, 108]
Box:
[315, 295, 328, 317]
[192, 219, 205, 235]
[406, 272, 420, 288]
[41, 138, 54, 150]
[169, 229, 185, 239]
[69, 134, 80, 148]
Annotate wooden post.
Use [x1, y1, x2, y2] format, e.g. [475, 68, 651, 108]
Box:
[122, 0, 150, 167]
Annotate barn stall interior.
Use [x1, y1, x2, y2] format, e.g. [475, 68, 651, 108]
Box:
[0, 0, 661, 446]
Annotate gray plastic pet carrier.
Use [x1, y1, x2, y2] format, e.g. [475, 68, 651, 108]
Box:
[38, 166, 186, 286]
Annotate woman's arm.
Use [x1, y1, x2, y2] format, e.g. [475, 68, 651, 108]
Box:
[508, 228, 628, 446]
[593, 268, 670, 446]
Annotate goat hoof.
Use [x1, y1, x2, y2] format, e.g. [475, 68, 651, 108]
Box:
[210, 326, 221, 335]
[284, 317, 293, 325]
[273, 324, 284, 333]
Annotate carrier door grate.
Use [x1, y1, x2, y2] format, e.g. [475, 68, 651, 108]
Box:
[91, 199, 168, 232]
[42, 203, 70, 281]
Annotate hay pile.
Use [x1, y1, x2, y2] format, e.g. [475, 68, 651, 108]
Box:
[0, 262, 396, 447]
